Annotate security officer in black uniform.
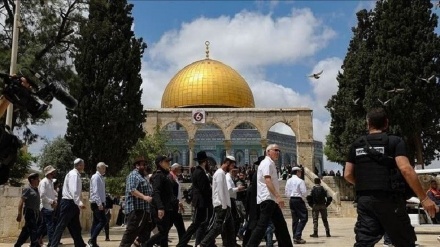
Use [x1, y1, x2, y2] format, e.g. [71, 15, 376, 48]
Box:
[344, 107, 437, 247]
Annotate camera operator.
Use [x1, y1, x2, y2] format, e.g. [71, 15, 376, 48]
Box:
[0, 76, 31, 118]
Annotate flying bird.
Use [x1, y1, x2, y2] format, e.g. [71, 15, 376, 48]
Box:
[378, 98, 391, 106]
[387, 88, 405, 93]
[308, 70, 323, 79]
[353, 98, 360, 105]
[418, 75, 436, 83]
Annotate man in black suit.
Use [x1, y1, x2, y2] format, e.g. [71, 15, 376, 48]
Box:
[177, 151, 213, 247]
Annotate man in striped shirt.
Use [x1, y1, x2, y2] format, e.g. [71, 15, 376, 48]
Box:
[119, 156, 153, 247]
[88, 162, 108, 247]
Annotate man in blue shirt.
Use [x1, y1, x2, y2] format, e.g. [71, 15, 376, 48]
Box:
[88, 162, 108, 247]
[119, 156, 153, 247]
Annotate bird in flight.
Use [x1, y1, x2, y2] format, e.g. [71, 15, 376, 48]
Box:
[378, 98, 391, 106]
[308, 70, 323, 79]
[353, 98, 360, 105]
[418, 75, 436, 83]
[387, 88, 405, 93]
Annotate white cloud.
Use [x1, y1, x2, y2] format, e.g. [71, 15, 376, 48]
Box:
[28, 101, 68, 155]
[147, 8, 336, 73]
[308, 57, 343, 119]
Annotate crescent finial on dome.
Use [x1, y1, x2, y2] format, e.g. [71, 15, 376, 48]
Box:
[205, 41, 210, 59]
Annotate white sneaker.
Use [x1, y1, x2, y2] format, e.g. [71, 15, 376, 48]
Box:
[437, 235, 440, 243]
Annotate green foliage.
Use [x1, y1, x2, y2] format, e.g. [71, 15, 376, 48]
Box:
[105, 165, 130, 196]
[38, 136, 76, 179]
[0, 0, 87, 143]
[9, 150, 37, 186]
[326, 9, 374, 164]
[66, 0, 147, 176]
[326, 0, 440, 166]
[106, 128, 168, 196]
[128, 128, 169, 172]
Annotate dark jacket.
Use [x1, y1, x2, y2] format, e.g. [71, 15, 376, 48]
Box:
[151, 169, 175, 211]
[245, 171, 259, 229]
[191, 165, 212, 208]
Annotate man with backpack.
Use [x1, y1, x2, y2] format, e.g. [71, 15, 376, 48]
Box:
[308, 177, 331, 238]
[344, 107, 437, 247]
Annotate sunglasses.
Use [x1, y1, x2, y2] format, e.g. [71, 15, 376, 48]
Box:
[272, 149, 281, 152]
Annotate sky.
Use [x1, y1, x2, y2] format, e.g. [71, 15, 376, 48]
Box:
[28, 0, 440, 171]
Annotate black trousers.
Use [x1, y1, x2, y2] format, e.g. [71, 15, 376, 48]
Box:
[201, 206, 235, 247]
[50, 199, 86, 247]
[15, 208, 41, 247]
[354, 194, 416, 247]
[145, 210, 172, 247]
[246, 200, 293, 247]
[119, 209, 153, 247]
[176, 206, 212, 247]
[170, 208, 186, 240]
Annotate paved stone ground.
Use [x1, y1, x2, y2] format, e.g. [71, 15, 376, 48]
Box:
[2, 217, 440, 247]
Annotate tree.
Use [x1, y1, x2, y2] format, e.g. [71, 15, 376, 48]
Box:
[66, 0, 147, 175]
[326, 0, 440, 167]
[106, 129, 168, 196]
[366, 0, 440, 166]
[325, 9, 375, 164]
[39, 136, 76, 179]
[0, 0, 87, 144]
[9, 150, 36, 186]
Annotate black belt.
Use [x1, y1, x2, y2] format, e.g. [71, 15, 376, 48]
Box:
[290, 197, 302, 199]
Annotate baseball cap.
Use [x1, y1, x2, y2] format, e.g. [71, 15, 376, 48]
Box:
[155, 155, 172, 165]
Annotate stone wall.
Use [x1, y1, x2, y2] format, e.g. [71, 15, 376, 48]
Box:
[0, 186, 120, 243]
[322, 176, 356, 201]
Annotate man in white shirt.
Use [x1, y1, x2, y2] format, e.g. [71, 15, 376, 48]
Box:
[200, 156, 237, 247]
[38, 165, 57, 246]
[50, 158, 89, 247]
[246, 144, 293, 247]
[226, 167, 245, 239]
[88, 162, 108, 247]
[285, 166, 308, 244]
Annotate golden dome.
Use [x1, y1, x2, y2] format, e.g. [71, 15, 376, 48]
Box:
[161, 58, 255, 108]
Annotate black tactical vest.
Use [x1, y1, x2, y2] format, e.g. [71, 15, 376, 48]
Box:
[353, 132, 396, 192]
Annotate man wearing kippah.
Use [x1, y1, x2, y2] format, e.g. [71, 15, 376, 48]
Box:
[50, 158, 89, 247]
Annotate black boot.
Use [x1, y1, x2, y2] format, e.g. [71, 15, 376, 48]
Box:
[326, 230, 331, 237]
[310, 231, 318, 238]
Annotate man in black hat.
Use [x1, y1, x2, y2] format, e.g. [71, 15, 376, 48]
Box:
[177, 151, 213, 247]
[119, 156, 154, 247]
[144, 155, 174, 247]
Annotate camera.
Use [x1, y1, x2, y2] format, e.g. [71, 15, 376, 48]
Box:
[0, 68, 77, 117]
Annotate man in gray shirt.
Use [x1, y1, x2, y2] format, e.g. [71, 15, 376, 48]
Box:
[89, 162, 108, 247]
[15, 173, 41, 247]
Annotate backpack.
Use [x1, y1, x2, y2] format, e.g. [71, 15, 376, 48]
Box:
[183, 186, 193, 204]
[362, 134, 415, 199]
[312, 186, 327, 205]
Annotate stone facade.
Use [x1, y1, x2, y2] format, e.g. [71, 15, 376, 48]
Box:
[144, 108, 316, 171]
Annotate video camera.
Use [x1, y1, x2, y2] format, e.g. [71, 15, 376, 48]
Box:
[0, 68, 77, 185]
[0, 68, 77, 118]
